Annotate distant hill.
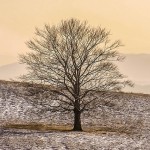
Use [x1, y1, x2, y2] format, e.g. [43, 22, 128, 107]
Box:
[0, 54, 150, 94]
[118, 54, 150, 85]
[0, 62, 27, 80]
[124, 84, 150, 94]
[0, 55, 17, 66]
[117, 53, 150, 94]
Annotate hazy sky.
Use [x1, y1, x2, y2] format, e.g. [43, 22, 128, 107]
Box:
[1, 0, 150, 65]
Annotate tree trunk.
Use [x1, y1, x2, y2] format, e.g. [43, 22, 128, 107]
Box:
[73, 109, 82, 131]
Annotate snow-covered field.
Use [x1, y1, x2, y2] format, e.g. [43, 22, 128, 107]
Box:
[0, 80, 150, 149]
[0, 129, 149, 150]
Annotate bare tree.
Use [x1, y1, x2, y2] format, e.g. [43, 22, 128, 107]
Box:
[19, 18, 132, 131]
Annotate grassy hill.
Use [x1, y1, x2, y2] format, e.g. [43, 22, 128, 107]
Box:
[0, 80, 150, 149]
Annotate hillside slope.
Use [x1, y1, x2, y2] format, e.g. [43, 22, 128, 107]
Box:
[0, 80, 149, 129]
[0, 80, 150, 149]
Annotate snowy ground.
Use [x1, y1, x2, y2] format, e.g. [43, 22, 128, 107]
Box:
[0, 80, 150, 149]
[0, 128, 149, 150]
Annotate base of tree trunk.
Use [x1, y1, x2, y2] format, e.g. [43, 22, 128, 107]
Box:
[73, 109, 82, 131]
[72, 127, 83, 131]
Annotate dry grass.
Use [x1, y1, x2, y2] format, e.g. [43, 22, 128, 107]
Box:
[85, 126, 135, 135]
[2, 123, 135, 134]
[3, 123, 73, 131]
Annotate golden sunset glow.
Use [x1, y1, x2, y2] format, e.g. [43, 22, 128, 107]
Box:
[0, 0, 150, 65]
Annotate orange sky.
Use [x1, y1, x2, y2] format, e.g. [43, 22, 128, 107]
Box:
[0, 0, 150, 65]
